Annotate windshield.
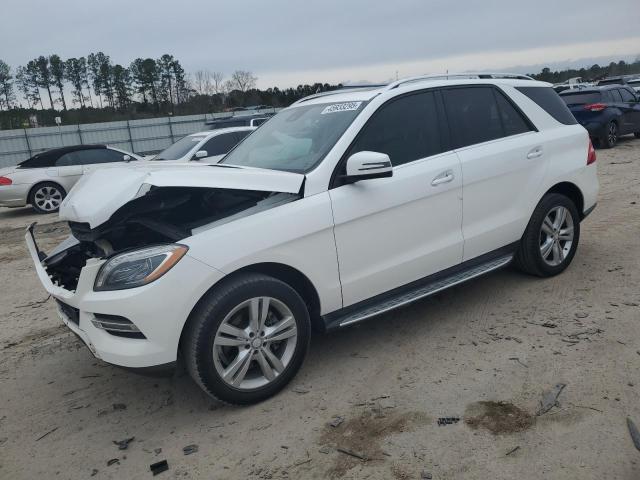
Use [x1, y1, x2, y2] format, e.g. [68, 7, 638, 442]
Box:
[220, 102, 366, 173]
[560, 92, 601, 105]
[152, 135, 206, 161]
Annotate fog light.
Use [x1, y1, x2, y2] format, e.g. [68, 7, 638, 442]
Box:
[91, 313, 146, 339]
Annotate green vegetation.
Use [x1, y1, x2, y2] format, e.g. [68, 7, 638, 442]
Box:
[1, 53, 639, 130]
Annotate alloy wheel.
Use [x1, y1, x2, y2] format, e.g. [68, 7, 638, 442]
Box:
[212, 297, 298, 390]
[539, 206, 574, 267]
[34, 185, 63, 212]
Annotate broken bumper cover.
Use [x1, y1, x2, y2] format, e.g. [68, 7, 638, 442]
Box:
[25, 225, 224, 368]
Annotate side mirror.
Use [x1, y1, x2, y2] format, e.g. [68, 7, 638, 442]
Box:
[123, 154, 132, 162]
[341, 151, 393, 184]
[192, 150, 208, 161]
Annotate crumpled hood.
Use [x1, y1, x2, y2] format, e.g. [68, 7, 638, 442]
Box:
[59, 164, 304, 228]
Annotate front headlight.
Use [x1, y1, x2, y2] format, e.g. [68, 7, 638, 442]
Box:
[94, 244, 188, 291]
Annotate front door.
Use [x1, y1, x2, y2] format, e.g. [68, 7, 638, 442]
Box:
[329, 90, 464, 307]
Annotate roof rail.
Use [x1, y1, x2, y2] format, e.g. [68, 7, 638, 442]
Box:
[292, 85, 384, 105]
[386, 72, 535, 90]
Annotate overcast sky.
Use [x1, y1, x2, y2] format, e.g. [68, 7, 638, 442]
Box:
[2, 0, 639, 88]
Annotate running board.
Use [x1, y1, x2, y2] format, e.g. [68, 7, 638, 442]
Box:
[331, 253, 513, 329]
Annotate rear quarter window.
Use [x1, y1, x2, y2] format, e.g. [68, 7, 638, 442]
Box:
[518, 87, 578, 125]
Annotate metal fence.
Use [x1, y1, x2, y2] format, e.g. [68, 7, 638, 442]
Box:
[0, 109, 280, 168]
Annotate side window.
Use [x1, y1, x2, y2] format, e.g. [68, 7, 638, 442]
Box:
[494, 90, 533, 136]
[55, 152, 81, 167]
[348, 91, 443, 167]
[516, 86, 577, 125]
[74, 149, 126, 165]
[619, 88, 636, 102]
[234, 131, 251, 143]
[202, 133, 241, 156]
[610, 89, 623, 102]
[443, 87, 504, 148]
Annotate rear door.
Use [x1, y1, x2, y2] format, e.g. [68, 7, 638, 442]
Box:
[329, 90, 464, 306]
[617, 87, 640, 132]
[442, 85, 543, 261]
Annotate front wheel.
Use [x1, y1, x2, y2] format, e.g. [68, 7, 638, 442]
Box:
[184, 273, 311, 405]
[515, 193, 580, 277]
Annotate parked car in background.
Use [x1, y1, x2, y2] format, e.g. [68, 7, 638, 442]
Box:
[628, 78, 640, 93]
[205, 113, 275, 130]
[149, 127, 255, 164]
[560, 85, 640, 148]
[28, 73, 598, 404]
[0, 145, 142, 213]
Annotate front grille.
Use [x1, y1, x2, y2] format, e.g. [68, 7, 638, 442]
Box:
[56, 300, 80, 326]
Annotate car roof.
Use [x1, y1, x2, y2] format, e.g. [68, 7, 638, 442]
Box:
[26, 144, 107, 160]
[559, 84, 633, 95]
[292, 76, 551, 107]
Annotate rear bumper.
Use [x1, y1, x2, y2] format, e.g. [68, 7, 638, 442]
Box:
[0, 184, 29, 207]
[26, 226, 224, 368]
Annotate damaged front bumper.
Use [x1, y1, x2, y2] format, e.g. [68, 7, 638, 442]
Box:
[26, 224, 224, 369]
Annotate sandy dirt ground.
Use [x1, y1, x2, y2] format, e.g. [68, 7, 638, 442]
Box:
[1, 137, 639, 480]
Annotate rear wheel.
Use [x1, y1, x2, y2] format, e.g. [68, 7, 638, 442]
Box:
[634, 132, 640, 139]
[515, 193, 580, 277]
[29, 182, 66, 214]
[601, 121, 618, 148]
[184, 273, 311, 405]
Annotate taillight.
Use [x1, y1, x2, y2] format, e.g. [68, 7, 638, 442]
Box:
[584, 103, 607, 112]
[587, 139, 596, 165]
[0, 176, 12, 186]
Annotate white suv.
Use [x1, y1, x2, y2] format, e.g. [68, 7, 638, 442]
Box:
[27, 74, 598, 404]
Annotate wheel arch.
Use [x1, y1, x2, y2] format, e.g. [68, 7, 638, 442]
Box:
[544, 182, 585, 219]
[179, 262, 324, 354]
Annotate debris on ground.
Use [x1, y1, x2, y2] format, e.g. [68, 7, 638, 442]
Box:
[508, 357, 528, 368]
[627, 417, 640, 451]
[90, 469, 98, 476]
[107, 458, 119, 467]
[329, 416, 344, 428]
[112, 437, 134, 450]
[421, 471, 433, 479]
[318, 445, 331, 454]
[154, 448, 162, 455]
[336, 447, 367, 460]
[35, 426, 58, 441]
[150, 460, 169, 476]
[465, 401, 534, 434]
[112, 403, 127, 411]
[437, 417, 460, 426]
[537, 383, 567, 415]
[183, 444, 199, 455]
[505, 446, 520, 456]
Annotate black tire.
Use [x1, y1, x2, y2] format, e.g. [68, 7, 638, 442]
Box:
[634, 132, 640, 139]
[515, 193, 581, 277]
[183, 273, 311, 405]
[600, 121, 618, 148]
[29, 182, 66, 214]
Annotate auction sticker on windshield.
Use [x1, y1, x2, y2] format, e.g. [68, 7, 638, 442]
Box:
[321, 102, 362, 114]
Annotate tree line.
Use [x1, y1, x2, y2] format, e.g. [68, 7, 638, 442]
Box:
[0, 52, 343, 129]
[528, 58, 640, 84]
[2, 53, 639, 130]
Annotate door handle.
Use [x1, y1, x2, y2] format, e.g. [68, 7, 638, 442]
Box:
[431, 170, 454, 186]
[527, 146, 543, 159]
